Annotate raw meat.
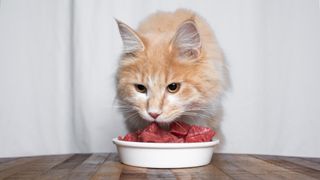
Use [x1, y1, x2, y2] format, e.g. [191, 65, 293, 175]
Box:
[185, 125, 216, 143]
[138, 122, 178, 142]
[118, 121, 215, 143]
[170, 121, 191, 137]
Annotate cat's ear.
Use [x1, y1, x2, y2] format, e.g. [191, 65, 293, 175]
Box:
[171, 20, 201, 59]
[115, 19, 145, 53]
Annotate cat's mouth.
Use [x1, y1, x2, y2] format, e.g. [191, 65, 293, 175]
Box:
[140, 112, 182, 124]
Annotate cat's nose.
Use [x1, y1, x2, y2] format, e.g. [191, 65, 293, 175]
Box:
[148, 112, 160, 119]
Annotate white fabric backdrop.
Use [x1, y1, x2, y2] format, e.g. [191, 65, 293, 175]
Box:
[0, 0, 319, 158]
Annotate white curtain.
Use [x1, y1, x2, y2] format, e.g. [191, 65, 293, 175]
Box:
[0, 0, 319, 158]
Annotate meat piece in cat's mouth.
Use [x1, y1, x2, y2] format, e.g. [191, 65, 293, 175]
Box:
[118, 121, 215, 143]
[169, 121, 191, 137]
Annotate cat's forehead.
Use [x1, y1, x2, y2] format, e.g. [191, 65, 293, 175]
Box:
[139, 62, 169, 85]
[143, 33, 173, 58]
[146, 72, 166, 88]
[121, 32, 189, 84]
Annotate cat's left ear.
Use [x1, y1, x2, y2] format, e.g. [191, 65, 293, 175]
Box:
[171, 20, 201, 60]
[115, 19, 145, 53]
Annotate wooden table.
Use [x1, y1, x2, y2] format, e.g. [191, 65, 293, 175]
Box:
[0, 153, 319, 179]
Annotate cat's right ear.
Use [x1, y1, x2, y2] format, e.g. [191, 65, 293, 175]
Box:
[170, 20, 201, 60]
[115, 19, 145, 53]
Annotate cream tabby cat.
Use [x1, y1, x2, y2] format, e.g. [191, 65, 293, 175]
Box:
[115, 9, 229, 141]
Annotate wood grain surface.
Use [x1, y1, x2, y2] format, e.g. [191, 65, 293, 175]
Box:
[0, 153, 319, 179]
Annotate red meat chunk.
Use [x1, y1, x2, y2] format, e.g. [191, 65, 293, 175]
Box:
[139, 130, 179, 143]
[140, 122, 160, 134]
[185, 125, 216, 142]
[118, 121, 215, 143]
[138, 122, 179, 143]
[170, 121, 191, 137]
[118, 132, 139, 142]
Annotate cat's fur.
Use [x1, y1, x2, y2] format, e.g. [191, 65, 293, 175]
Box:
[115, 9, 229, 142]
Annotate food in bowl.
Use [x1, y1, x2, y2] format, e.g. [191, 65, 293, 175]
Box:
[118, 121, 216, 143]
[114, 121, 219, 168]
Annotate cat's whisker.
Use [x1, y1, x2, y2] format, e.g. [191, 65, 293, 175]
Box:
[113, 102, 141, 113]
[118, 109, 136, 113]
[187, 107, 214, 112]
[186, 108, 215, 116]
[118, 108, 135, 112]
[165, 110, 183, 122]
[186, 112, 211, 118]
[181, 112, 211, 119]
[125, 111, 140, 122]
[174, 120, 186, 129]
[125, 109, 138, 116]
[112, 105, 131, 108]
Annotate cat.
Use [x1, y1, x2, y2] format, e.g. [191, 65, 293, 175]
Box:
[115, 9, 229, 144]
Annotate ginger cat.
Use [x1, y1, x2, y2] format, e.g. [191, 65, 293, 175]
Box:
[115, 9, 229, 142]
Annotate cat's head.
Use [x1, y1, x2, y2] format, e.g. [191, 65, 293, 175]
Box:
[115, 19, 225, 124]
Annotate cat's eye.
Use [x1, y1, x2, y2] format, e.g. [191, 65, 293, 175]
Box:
[167, 83, 180, 93]
[134, 84, 147, 93]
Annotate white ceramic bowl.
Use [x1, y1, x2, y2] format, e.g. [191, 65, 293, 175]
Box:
[112, 138, 219, 168]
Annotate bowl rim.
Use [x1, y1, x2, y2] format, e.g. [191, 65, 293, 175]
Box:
[112, 137, 219, 149]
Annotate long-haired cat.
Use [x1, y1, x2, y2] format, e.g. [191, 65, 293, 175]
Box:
[115, 9, 229, 144]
